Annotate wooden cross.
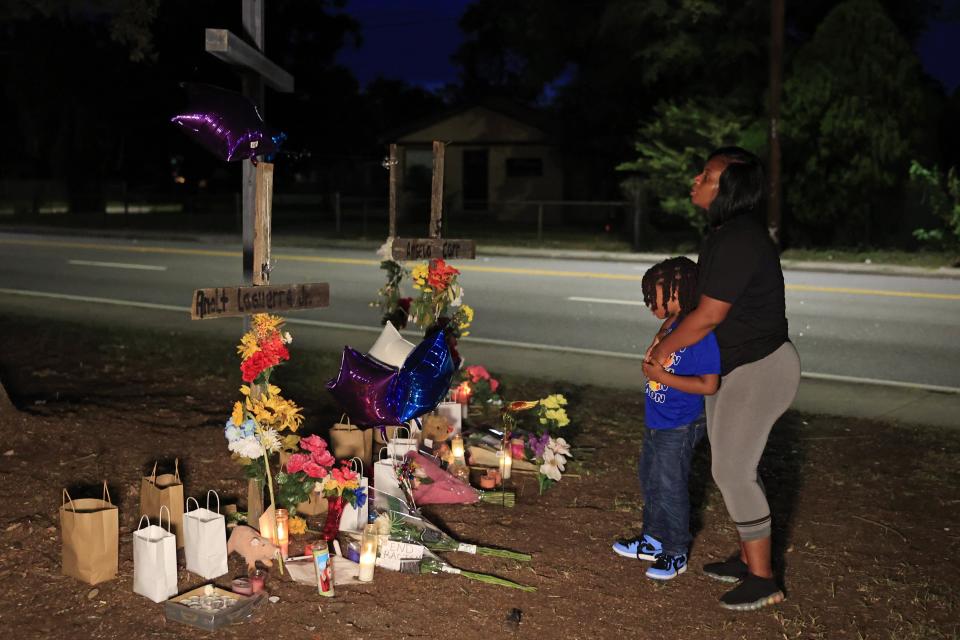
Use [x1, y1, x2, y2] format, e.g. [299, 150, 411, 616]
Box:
[204, 0, 293, 285]
[388, 141, 477, 261]
[192, 1, 328, 524]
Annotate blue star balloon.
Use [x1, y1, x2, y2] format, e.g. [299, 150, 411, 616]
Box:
[389, 331, 456, 423]
[326, 347, 401, 428]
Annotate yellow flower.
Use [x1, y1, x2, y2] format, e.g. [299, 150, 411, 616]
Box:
[541, 396, 559, 410]
[239, 384, 252, 397]
[231, 401, 244, 426]
[288, 516, 307, 535]
[267, 384, 281, 396]
[237, 333, 259, 359]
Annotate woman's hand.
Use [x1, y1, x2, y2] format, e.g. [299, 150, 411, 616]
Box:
[642, 358, 667, 384]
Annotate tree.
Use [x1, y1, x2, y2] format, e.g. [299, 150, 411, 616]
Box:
[781, 0, 936, 245]
[618, 101, 763, 235]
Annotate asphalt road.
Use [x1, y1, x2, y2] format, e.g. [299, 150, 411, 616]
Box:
[2, 232, 959, 390]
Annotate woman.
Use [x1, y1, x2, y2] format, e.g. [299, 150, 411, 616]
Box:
[647, 147, 800, 611]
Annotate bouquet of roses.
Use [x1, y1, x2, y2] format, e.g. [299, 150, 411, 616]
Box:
[278, 435, 366, 512]
[453, 364, 502, 408]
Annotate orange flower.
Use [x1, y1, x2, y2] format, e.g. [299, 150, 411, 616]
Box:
[506, 400, 539, 412]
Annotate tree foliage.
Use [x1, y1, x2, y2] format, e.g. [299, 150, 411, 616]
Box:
[909, 161, 960, 248]
[618, 101, 760, 235]
[781, 0, 935, 245]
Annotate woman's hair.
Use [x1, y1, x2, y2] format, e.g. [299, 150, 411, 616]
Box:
[706, 146, 766, 226]
[642, 256, 699, 317]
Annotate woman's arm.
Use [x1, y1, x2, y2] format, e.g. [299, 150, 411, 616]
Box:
[642, 359, 720, 395]
[648, 295, 732, 365]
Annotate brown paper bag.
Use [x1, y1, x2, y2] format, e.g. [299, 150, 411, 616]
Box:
[278, 451, 328, 516]
[60, 481, 118, 585]
[141, 459, 185, 548]
[330, 415, 373, 468]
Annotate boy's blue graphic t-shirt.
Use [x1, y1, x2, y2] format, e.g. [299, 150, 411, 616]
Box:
[645, 326, 721, 429]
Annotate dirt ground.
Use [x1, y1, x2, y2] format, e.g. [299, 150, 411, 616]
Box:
[0, 314, 958, 640]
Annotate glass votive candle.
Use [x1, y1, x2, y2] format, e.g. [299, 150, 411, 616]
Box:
[231, 577, 252, 596]
[250, 569, 266, 594]
[275, 508, 289, 559]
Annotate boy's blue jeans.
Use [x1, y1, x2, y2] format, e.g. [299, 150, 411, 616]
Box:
[639, 415, 706, 557]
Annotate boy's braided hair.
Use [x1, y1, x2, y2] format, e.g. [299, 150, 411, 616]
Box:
[641, 256, 699, 318]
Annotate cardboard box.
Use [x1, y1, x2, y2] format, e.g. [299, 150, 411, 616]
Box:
[164, 585, 265, 631]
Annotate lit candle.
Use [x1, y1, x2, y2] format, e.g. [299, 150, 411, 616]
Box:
[259, 508, 278, 546]
[457, 382, 472, 418]
[358, 524, 378, 582]
[498, 448, 512, 481]
[451, 435, 465, 462]
[275, 508, 289, 559]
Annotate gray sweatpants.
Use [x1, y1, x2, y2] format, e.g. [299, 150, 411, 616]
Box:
[705, 342, 801, 541]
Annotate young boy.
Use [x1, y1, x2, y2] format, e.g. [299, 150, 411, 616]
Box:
[612, 256, 720, 580]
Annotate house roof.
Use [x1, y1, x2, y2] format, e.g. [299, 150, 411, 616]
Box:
[380, 98, 558, 145]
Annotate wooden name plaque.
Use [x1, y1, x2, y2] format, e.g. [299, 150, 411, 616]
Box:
[391, 238, 477, 261]
[191, 283, 330, 320]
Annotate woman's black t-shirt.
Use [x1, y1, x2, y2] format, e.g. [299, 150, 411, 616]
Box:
[697, 215, 789, 375]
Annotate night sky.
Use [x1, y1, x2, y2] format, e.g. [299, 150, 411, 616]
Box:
[336, 0, 960, 94]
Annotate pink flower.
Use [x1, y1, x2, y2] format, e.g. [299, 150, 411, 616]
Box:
[303, 461, 329, 479]
[465, 365, 490, 381]
[488, 377, 500, 392]
[285, 453, 310, 474]
[311, 448, 335, 468]
[338, 464, 358, 482]
[331, 467, 345, 484]
[299, 434, 328, 453]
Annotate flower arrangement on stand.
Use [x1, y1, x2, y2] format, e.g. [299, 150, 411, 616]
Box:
[224, 314, 305, 574]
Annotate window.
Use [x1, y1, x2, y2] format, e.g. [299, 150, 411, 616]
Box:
[505, 157, 543, 177]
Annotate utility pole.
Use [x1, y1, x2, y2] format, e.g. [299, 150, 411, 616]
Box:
[768, 0, 785, 246]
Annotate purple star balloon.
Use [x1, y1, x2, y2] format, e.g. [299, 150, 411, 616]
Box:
[326, 347, 401, 428]
[170, 83, 282, 162]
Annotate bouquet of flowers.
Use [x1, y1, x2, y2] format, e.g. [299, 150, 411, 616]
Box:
[534, 393, 570, 434]
[375, 510, 531, 561]
[499, 399, 572, 493]
[452, 364, 502, 409]
[409, 258, 472, 337]
[372, 242, 412, 329]
[524, 434, 572, 494]
[224, 314, 305, 574]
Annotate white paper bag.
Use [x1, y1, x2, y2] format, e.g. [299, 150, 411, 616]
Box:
[183, 491, 228, 579]
[133, 505, 178, 603]
[373, 449, 405, 511]
[340, 458, 369, 532]
[386, 426, 418, 460]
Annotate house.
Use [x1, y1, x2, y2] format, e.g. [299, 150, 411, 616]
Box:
[387, 101, 563, 221]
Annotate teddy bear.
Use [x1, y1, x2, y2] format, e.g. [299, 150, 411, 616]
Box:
[419, 413, 455, 465]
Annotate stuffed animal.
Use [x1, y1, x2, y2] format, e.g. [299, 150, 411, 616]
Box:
[420, 414, 454, 464]
[227, 525, 279, 572]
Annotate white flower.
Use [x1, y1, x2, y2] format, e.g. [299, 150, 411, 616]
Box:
[229, 436, 264, 459]
[548, 437, 571, 458]
[376, 239, 394, 261]
[544, 448, 567, 472]
[258, 428, 282, 454]
[539, 457, 563, 482]
[282, 331, 293, 344]
[451, 287, 463, 307]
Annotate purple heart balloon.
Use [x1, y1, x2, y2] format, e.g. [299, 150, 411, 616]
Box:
[326, 346, 401, 428]
[170, 83, 281, 162]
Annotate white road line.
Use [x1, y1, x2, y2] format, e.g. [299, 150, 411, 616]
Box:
[3, 287, 959, 395]
[68, 259, 167, 271]
[568, 296, 644, 306]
